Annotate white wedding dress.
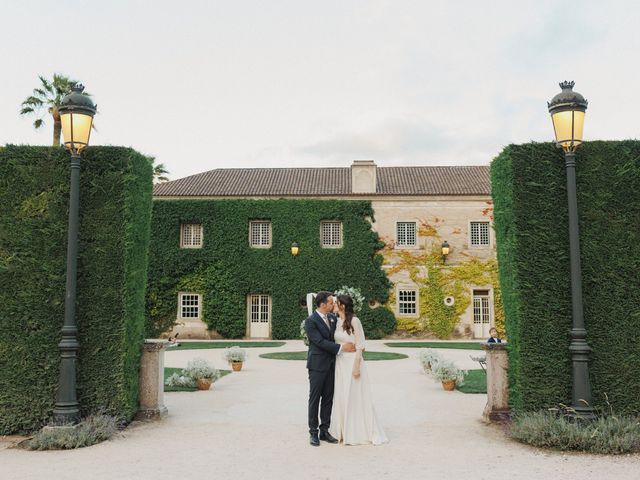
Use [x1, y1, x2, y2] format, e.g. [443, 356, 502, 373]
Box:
[329, 316, 388, 445]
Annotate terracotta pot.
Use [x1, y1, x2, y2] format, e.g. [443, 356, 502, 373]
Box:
[196, 378, 212, 390]
[232, 361, 243, 372]
[441, 379, 456, 391]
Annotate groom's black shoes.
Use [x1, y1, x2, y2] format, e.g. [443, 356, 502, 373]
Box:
[309, 433, 320, 447]
[319, 431, 338, 444]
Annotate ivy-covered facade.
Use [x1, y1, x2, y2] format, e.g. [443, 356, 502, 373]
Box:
[150, 161, 501, 339]
[146, 199, 394, 340]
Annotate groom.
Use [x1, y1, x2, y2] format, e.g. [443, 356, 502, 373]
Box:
[305, 291, 355, 447]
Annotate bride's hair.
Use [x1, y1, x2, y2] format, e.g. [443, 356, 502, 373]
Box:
[337, 294, 355, 335]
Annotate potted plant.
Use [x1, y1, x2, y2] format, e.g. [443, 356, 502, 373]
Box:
[419, 349, 441, 373]
[223, 346, 247, 372]
[185, 357, 219, 390]
[432, 360, 465, 391]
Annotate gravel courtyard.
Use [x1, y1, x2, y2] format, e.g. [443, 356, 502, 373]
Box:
[1, 340, 637, 480]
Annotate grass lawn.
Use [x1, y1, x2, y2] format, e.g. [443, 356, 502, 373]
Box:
[169, 341, 286, 351]
[385, 341, 484, 350]
[164, 367, 232, 392]
[259, 351, 408, 361]
[456, 369, 487, 394]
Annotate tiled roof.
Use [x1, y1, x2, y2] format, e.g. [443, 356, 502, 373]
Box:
[153, 166, 490, 197]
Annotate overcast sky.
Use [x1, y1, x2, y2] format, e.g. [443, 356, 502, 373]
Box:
[2, 0, 638, 180]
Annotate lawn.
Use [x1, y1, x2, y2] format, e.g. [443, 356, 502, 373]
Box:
[456, 369, 487, 394]
[259, 351, 408, 361]
[164, 367, 232, 392]
[385, 342, 484, 350]
[169, 341, 286, 351]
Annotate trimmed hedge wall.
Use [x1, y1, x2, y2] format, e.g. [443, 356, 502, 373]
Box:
[0, 146, 153, 434]
[491, 141, 640, 414]
[146, 199, 394, 339]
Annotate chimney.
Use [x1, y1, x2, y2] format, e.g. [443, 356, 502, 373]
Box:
[351, 160, 377, 194]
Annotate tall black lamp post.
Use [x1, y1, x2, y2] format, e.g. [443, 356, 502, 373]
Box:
[53, 84, 96, 424]
[547, 81, 595, 419]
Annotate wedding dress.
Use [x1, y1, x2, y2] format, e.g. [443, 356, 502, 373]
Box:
[329, 316, 388, 445]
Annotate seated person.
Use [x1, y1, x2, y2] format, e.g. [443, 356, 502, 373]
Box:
[167, 332, 180, 347]
[487, 327, 502, 344]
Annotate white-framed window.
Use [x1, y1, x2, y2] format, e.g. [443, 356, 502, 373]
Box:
[397, 287, 418, 316]
[250, 221, 272, 248]
[470, 221, 490, 247]
[180, 223, 203, 248]
[396, 222, 417, 247]
[179, 293, 202, 320]
[321, 221, 343, 248]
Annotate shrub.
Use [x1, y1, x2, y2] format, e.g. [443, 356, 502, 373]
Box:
[358, 306, 396, 339]
[511, 410, 640, 454]
[491, 141, 640, 414]
[0, 146, 153, 435]
[22, 414, 118, 450]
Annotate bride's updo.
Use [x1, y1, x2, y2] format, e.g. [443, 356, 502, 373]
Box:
[337, 294, 355, 335]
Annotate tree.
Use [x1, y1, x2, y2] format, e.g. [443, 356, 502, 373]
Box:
[20, 74, 91, 146]
[148, 156, 170, 183]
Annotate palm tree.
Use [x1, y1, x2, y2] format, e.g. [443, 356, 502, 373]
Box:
[20, 74, 91, 146]
[148, 156, 170, 183]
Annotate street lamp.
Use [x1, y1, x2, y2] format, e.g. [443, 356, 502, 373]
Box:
[53, 84, 96, 424]
[291, 241, 300, 257]
[547, 81, 594, 420]
[441, 240, 450, 264]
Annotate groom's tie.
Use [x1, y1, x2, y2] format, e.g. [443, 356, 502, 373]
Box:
[322, 314, 330, 330]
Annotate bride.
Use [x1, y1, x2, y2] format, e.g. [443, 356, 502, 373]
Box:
[329, 294, 388, 445]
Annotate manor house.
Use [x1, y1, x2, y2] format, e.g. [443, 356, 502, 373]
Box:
[153, 160, 496, 339]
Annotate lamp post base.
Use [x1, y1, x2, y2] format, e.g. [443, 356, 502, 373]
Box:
[52, 405, 80, 426]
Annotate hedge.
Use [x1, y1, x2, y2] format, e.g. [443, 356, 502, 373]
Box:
[146, 199, 395, 339]
[0, 146, 153, 434]
[491, 141, 640, 414]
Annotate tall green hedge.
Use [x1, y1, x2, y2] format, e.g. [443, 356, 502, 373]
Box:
[491, 141, 640, 414]
[146, 199, 394, 339]
[0, 146, 153, 434]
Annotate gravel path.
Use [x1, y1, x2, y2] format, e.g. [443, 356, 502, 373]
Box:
[1, 340, 637, 480]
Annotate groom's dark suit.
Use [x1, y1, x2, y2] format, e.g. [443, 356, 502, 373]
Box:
[305, 310, 340, 436]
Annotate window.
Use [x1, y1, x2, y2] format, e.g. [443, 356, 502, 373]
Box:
[321, 221, 343, 248]
[250, 221, 271, 248]
[396, 222, 417, 247]
[179, 293, 201, 320]
[470, 221, 490, 247]
[180, 223, 203, 248]
[397, 288, 418, 316]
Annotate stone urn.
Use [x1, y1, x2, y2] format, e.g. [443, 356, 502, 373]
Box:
[232, 361, 243, 372]
[441, 379, 456, 391]
[196, 378, 212, 390]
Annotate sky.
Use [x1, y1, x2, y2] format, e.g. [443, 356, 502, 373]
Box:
[1, 0, 639, 181]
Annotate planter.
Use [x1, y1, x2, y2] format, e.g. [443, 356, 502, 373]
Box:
[232, 361, 243, 372]
[196, 378, 212, 390]
[441, 379, 456, 391]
